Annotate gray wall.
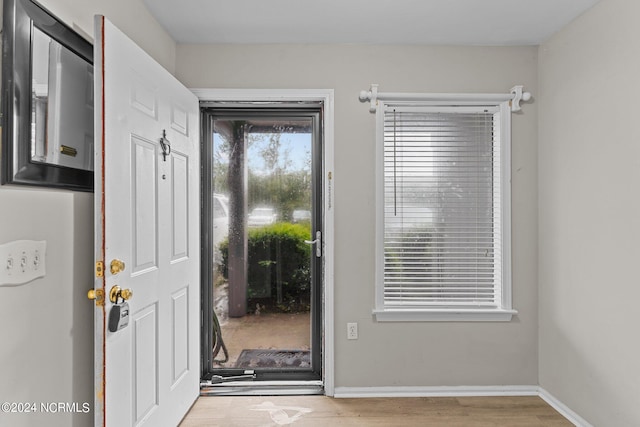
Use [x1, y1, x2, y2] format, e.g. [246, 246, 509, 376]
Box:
[176, 44, 539, 388]
[538, 0, 640, 425]
[0, 1, 175, 426]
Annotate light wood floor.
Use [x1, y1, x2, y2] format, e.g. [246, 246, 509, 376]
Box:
[180, 395, 572, 426]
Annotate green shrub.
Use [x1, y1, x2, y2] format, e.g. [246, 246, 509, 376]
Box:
[384, 227, 435, 278]
[219, 222, 311, 312]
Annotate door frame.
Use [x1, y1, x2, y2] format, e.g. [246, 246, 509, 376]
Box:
[192, 88, 335, 396]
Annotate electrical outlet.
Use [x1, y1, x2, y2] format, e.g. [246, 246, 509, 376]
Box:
[347, 322, 358, 340]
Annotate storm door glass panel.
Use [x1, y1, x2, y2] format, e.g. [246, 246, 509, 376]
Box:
[211, 117, 313, 370]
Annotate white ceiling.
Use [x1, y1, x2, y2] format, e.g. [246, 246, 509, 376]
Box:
[143, 0, 600, 45]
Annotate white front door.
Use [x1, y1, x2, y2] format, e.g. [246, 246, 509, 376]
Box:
[93, 16, 200, 427]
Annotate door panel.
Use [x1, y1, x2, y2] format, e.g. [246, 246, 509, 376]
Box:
[131, 136, 159, 272]
[171, 106, 189, 135]
[171, 152, 189, 261]
[133, 305, 158, 423]
[131, 75, 158, 119]
[172, 287, 190, 383]
[93, 16, 199, 427]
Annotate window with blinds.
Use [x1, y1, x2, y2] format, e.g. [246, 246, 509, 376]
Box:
[375, 101, 514, 321]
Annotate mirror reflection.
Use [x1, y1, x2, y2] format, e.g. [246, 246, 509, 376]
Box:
[31, 26, 94, 171]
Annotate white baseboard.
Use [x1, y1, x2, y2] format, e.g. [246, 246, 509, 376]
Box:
[538, 388, 593, 427]
[333, 385, 539, 398]
[333, 385, 591, 427]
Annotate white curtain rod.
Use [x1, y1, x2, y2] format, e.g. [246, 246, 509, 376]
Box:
[358, 84, 531, 113]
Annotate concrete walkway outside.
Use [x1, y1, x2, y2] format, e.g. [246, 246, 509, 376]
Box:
[212, 282, 311, 367]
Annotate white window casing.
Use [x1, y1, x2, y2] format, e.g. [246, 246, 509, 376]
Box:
[363, 86, 529, 322]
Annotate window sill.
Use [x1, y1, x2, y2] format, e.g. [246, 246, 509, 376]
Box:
[372, 308, 517, 322]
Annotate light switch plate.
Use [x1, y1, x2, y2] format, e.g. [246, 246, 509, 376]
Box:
[0, 240, 47, 286]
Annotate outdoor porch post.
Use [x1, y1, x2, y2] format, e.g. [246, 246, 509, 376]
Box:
[228, 121, 248, 317]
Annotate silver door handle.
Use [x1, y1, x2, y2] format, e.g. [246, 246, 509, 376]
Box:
[304, 231, 322, 258]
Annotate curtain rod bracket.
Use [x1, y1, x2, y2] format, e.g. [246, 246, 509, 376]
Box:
[359, 84, 378, 113]
[510, 85, 531, 112]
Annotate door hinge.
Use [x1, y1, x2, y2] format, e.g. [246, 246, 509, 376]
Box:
[96, 261, 104, 278]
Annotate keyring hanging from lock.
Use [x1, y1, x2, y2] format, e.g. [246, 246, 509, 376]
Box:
[159, 129, 171, 161]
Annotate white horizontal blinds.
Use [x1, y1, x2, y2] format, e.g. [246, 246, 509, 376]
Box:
[383, 105, 502, 308]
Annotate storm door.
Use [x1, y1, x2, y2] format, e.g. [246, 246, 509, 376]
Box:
[201, 105, 323, 389]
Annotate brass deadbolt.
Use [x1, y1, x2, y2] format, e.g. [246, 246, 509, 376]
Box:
[109, 285, 133, 303]
[110, 259, 126, 275]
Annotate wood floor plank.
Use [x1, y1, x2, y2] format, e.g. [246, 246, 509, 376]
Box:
[180, 395, 572, 426]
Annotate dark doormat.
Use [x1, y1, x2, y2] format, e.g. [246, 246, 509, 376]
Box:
[234, 349, 311, 369]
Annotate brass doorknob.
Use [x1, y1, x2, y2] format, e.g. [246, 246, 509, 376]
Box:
[109, 285, 133, 303]
[88, 289, 97, 300]
[120, 288, 133, 300]
[110, 259, 126, 275]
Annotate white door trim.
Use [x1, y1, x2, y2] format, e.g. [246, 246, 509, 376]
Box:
[191, 88, 335, 396]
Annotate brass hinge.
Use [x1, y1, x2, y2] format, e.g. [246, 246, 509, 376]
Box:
[96, 261, 104, 278]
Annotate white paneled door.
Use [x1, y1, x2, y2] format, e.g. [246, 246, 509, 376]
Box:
[92, 16, 200, 427]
